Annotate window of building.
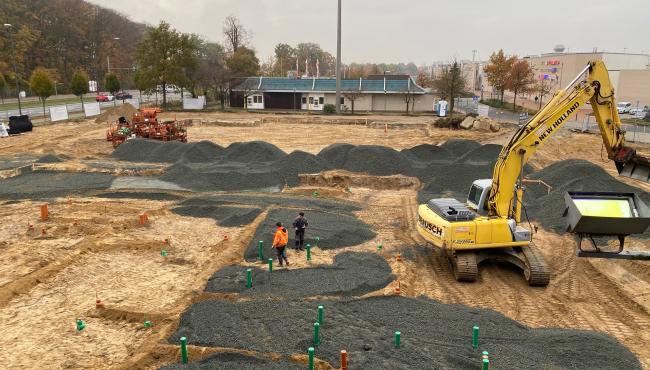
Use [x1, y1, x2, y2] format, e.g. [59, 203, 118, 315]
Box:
[309, 97, 314, 104]
[319, 97, 324, 105]
[302, 97, 307, 104]
[247, 97, 253, 105]
[340, 97, 344, 105]
[253, 95, 262, 104]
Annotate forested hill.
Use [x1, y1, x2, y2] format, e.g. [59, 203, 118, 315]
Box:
[0, 0, 144, 92]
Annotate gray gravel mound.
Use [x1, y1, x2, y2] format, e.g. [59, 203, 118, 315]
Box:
[180, 141, 226, 163]
[524, 159, 650, 233]
[454, 144, 503, 164]
[172, 204, 262, 227]
[0, 171, 114, 200]
[111, 139, 173, 162]
[181, 194, 361, 214]
[160, 161, 282, 192]
[245, 209, 375, 261]
[274, 151, 333, 186]
[440, 139, 482, 157]
[317, 143, 356, 167]
[342, 145, 413, 176]
[417, 162, 496, 203]
[170, 296, 640, 370]
[161, 352, 302, 370]
[223, 141, 286, 163]
[401, 144, 453, 163]
[206, 252, 393, 298]
[35, 154, 65, 163]
[96, 191, 183, 201]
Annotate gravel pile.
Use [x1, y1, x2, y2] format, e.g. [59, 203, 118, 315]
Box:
[245, 209, 376, 261]
[170, 296, 640, 370]
[338, 145, 414, 176]
[454, 144, 503, 164]
[182, 194, 361, 214]
[222, 141, 286, 163]
[97, 191, 183, 201]
[317, 143, 356, 168]
[160, 161, 282, 192]
[440, 139, 483, 157]
[178, 141, 226, 163]
[401, 144, 454, 163]
[0, 171, 114, 200]
[35, 154, 65, 163]
[524, 159, 650, 232]
[172, 204, 262, 227]
[161, 352, 303, 370]
[206, 252, 394, 298]
[274, 151, 333, 186]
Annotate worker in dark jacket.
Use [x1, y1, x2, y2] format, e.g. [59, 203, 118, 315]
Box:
[293, 212, 308, 251]
[272, 222, 289, 266]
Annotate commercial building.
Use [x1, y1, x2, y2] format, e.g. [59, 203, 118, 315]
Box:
[481, 50, 650, 107]
[229, 76, 434, 112]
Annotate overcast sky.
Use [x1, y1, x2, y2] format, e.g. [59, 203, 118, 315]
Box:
[87, 0, 649, 64]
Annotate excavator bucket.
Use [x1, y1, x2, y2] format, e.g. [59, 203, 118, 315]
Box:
[564, 191, 650, 260]
[615, 147, 650, 183]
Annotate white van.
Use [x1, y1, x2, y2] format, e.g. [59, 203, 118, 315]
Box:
[617, 102, 632, 114]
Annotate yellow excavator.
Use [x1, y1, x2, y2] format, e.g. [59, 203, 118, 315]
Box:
[417, 61, 650, 286]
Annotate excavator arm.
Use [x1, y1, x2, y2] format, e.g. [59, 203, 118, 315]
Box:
[488, 61, 650, 220]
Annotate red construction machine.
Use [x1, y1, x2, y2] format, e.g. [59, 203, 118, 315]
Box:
[106, 108, 188, 148]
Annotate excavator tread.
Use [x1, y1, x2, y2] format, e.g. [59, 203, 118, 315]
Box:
[522, 244, 551, 287]
[452, 252, 478, 282]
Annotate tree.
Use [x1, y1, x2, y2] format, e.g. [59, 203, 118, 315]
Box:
[29, 68, 55, 119]
[483, 49, 516, 103]
[196, 42, 228, 109]
[416, 72, 433, 88]
[223, 15, 250, 52]
[226, 47, 260, 77]
[104, 73, 120, 105]
[507, 59, 534, 111]
[70, 70, 89, 109]
[0, 74, 5, 103]
[343, 90, 361, 114]
[535, 78, 553, 110]
[273, 43, 295, 76]
[136, 21, 199, 107]
[432, 61, 467, 115]
[133, 68, 156, 101]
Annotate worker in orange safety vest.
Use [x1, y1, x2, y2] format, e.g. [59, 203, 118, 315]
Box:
[272, 222, 290, 266]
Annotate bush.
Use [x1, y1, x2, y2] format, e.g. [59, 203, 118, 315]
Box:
[323, 104, 336, 114]
[433, 117, 463, 129]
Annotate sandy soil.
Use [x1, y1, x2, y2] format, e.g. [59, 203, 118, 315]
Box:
[1, 111, 649, 368]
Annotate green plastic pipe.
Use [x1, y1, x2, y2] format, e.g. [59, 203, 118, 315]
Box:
[318, 305, 324, 325]
[377, 243, 383, 252]
[246, 268, 252, 288]
[472, 326, 479, 349]
[308, 347, 315, 370]
[306, 244, 312, 261]
[76, 319, 85, 331]
[180, 336, 188, 364]
[395, 331, 401, 348]
[268, 258, 273, 272]
[482, 358, 489, 370]
[315, 236, 320, 247]
[258, 241, 264, 261]
[144, 320, 152, 328]
[161, 249, 167, 257]
[482, 350, 489, 360]
[313, 322, 320, 345]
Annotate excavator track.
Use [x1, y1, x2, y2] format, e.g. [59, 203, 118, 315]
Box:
[521, 244, 551, 287]
[451, 252, 478, 282]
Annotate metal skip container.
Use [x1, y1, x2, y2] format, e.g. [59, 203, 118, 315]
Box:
[563, 191, 650, 259]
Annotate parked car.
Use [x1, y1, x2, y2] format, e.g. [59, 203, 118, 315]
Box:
[115, 91, 133, 100]
[96, 93, 114, 102]
[617, 102, 632, 114]
[629, 106, 648, 116]
[645, 112, 650, 122]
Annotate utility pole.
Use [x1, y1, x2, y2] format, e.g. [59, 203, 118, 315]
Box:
[4, 24, 22, 115]
[335, 0, 342, 114]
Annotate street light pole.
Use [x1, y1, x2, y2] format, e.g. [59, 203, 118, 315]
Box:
[335, 0, 342, 114]
[4, 24, 22, 115]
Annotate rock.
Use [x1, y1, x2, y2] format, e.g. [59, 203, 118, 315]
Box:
[460, 116, 474, 129]
[473, 119, 492, 131]
[489, 121, 501, 132]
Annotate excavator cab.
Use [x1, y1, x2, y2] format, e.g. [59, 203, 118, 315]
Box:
[564, 191, 650, 260]
[466, 179, 492, 215]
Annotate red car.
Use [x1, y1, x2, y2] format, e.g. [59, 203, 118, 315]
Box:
[96, 93, 114, 102]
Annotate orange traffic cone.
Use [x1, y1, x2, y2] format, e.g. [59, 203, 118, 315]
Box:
[395, 281, 401, 295]
[396, 253, 402, 262]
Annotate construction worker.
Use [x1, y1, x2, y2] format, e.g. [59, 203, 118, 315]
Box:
[293, 212, 309, 251]
[272, 222, 289, 266]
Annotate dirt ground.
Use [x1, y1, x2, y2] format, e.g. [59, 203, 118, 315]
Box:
[0, 111, 649, 369]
